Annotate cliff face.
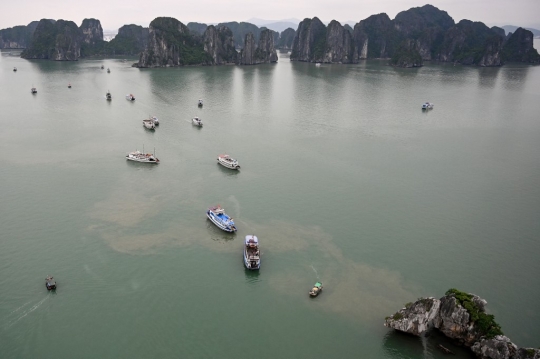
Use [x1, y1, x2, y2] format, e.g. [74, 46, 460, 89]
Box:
[501, 28, 540, 63]
[352, 13, 396, 60]
[79, 18, 103, 45]
[21, 19, 81, 60]
[187, 22, 208, 36]
[203, 25, 238, 64]
[323, 20, 353, 63]
[0, 25, 32, 49]
[389, 40, 423, 67]
[238, 30, 277, 65]
[137, 17, 211, 67]
[290, 17, 326, 62]
[217, 21, 260, 48]
[384, 289, 540, 359]
[278, 28, 295, 49]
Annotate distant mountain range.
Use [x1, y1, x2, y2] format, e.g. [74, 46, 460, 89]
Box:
[501, 25, 540, 37]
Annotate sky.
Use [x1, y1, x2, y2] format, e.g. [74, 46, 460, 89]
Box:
[1, 0, 539, 31]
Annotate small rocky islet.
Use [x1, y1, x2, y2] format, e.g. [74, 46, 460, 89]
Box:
[1, 4, 538, 68]
[384, 288, 540, 359]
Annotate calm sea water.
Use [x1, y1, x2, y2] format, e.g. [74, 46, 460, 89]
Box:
[1, 49, 539, 358]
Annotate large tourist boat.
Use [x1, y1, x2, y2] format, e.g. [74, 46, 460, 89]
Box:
[243, 235, 261, 270]
[125, 150, 159, 163]
[45, 276, 56, 290]
[217, 154, 240, 170]
[206, 205, 237, 232]
[192, 117, 203, 127]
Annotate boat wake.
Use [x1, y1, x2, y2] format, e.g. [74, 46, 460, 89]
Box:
[311, 265, 320, 280]
[4, 295, 49, 329]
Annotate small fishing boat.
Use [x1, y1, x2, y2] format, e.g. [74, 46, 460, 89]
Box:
[422, 102, 434, 110]
[198, 99, 203, 107]
[31, 87, 37, 94]
[192, 117, 203, 127]
[68, 83, 71, 88]
[206, 205, 237, 232]
[244, 235, 260, 270]
[309, 282, 323, 297]
[150, 116, 159, 126]
[126, 94, 135, 101]
[143, 119, 155, 130]
[45, 276, 56, 290]
[107, 68, 111, 73]
[315, 63, 321, 67]
[13, 67, 17, 72]
[125, 149, 159, 163]
[105, 91, 112, 100]
[217, 154, 240, 170]
[101, 65, 104, 69]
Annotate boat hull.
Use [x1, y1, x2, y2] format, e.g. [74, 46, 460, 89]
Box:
[206, 211, 237, 232]
[217, 159, 240, 170]
[126, 157, 159, 164]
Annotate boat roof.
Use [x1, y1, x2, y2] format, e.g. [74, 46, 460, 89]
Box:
[245, 235, 258, 244]
[314, 282, 322, 287]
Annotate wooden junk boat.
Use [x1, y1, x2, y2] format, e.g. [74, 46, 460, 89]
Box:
[309, 282, 323, 297]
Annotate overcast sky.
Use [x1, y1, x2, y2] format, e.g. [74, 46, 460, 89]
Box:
[1, 0, 539, 31]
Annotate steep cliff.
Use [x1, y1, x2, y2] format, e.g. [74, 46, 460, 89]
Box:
[352, 13, 396, 61]
[501, 28, 540, 63]
[106, 24, 149, 55]
[290, 17, 326, 62]
[260, 27, 279, 46]
[238, 30, 277, 65]
[323, 20, 353, 63]
[389, 40, 423, 67]
[217, 21, 260, 48]
[278, 28, 295, 49]
[0, 20, 53, 49]
[21, 19, 80, 60]
[384, 297, 440, 335]
[137, 17, 211, 67]
[203, 25, 238, 64]
[79, 18, 105, 56]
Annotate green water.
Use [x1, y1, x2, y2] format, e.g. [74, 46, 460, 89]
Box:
[1, 50, 539, 358]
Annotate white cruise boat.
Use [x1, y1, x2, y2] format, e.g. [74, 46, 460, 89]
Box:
[217, 154, 240, 170]
[198, 99, 203, 107]
[206, 205, 237, 232]
[126, 94, 136, 101]
[422, 102, 434, 109]
[192, 117, 203, 127]
[125, 150, 159, 163]
[143, 119, 155, 130]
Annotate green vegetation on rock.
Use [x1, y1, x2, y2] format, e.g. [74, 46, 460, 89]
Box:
[446, 288, 503, 339]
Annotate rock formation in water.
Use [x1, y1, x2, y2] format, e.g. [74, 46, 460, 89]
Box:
[106, 24, 149, 55]
[187, 22, 208, 36]
[137, 17, 211, 67]
[203, 25, 238, 64]
[351, 13, 396, 61]
[501, 28, 540, 63]
[21, 19, 81, 60]
[290, 17, 327, 62]
[389, 40, 423, 67]
[217, 21, 261, 48]
[239, 29, 278, 65]
[0, 20, 51, 49]
[384, 289, 540, 359]
[278, 27, 295, 49]
[323, 20, 353, 63]
[79, 18, 105, 56]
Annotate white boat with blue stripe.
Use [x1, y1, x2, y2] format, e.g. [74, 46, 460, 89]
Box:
[206, 205, 237, 232]
[244, 235, 260, 270]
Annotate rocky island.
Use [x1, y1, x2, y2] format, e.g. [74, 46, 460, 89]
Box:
[384, 289, 540, 359]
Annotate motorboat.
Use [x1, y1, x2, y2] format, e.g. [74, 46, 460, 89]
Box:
[143, 119, 155, 130]
[309, 282, 323, 297]
[206, 205, 237, 232]
[126, 94, 135, 101]
[45, 276, 56, 290]
[150, 116, 159, 126]
[315, 63, 321, 67]
[68, 83, 71, 88]
[192, 117, 203, 127]
[107, 68, 111, 73]
[244, 235, 260, 270]
[198, 99, 203, 107]
[126, 150, 159, 163]
[105, 91, 112, 100]
[13, 67, 17, 72]
[101, 65, 104, 69]
[31, 87, 37, 94]
[422, 102, 434, 110]
[217, 154, 240, 170]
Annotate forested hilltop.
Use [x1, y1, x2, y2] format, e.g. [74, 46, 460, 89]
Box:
[2, 4, 538, 67]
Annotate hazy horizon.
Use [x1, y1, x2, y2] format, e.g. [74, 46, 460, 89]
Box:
[1, 0, 539, 32]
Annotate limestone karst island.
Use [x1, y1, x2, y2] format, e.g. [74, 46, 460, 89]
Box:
[1, 4, 538, 67]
